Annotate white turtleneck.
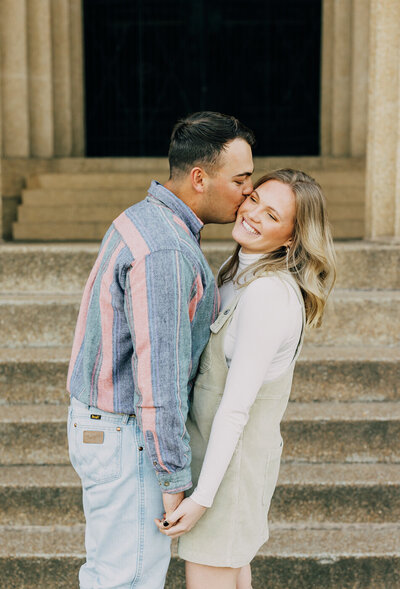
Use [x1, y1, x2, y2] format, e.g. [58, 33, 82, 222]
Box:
[190, 250, 303, 508]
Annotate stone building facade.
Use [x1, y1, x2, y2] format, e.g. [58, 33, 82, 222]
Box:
[0, 0, 399, 241]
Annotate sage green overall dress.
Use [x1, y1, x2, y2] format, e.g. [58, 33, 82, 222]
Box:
[178, 273, 306, 567]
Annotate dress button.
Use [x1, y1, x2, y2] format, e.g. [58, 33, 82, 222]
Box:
[224, 309, 230, 315]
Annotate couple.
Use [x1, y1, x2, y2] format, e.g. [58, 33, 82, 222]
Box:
[67, 111, 336, 589]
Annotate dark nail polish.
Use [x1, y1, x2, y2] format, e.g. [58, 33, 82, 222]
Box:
[163, 521, 169, 527]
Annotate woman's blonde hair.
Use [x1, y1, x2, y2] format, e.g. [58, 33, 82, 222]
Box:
[218, 169, 337, 328]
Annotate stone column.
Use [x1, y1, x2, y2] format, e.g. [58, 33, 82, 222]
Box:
[350, 0, 370, 156]
[321, 0, 370, 157]
[320, 0, 334, 156]
[331, 0, 352, 156]
[70, 0, 85, 156]
[0, 60, 3, 241]
[0, 0, 30, 157]
[52, 0, 73, 155]
[27, 0, 54, 157]
[365, 0, 400, 239]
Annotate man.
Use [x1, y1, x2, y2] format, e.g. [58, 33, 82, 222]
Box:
[67, 111, 255, 588]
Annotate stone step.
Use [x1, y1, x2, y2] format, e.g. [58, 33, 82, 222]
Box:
[0, 402, 399, 465]
[14, 166, 366, 240]
[26, 173, 168, 190]
[15, 201, 366, 225]
[1, 463, 399, 526]
[1, 346, 398, 405]
[13, 218, 365, 241]
[1, 242, 398, 292]
[25, 165, 365, 190]
[0, 523, 398, 588]
[20, 188, 148, 207]
[0, 290, 398, 348]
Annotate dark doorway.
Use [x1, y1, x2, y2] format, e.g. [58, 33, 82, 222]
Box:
[83, 0, 321, 156]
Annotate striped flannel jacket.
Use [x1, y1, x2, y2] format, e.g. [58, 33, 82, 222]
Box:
[67, 181, 219, 492]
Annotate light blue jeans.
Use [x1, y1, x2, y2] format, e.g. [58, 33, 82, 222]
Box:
[68, 397, 171, 589]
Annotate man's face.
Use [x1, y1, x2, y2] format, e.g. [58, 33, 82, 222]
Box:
[202, 138, 254, 224]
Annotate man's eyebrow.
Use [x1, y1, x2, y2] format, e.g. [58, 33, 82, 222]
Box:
[233, 171, 253, 178]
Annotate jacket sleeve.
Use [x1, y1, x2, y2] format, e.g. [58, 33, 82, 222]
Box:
[124, 249, 199, 493]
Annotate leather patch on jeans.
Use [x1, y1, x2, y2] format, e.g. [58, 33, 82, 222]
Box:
[83, 430, 104, 444]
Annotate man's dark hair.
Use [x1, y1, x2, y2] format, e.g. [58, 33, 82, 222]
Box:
[168, 111, 255, 178]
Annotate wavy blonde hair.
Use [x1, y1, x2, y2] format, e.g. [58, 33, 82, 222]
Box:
[218, 169, 337, 328]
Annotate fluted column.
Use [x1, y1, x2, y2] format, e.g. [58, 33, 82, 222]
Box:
[27, 0, 54, 157]
[51, 0, 73, 155]
[0, 68, 3, 241]
[320, 0, 334, 156]
[350, 0, 370, 156]
[331, 0, 352, 156]
[0, 0, 30, 157]
[321, 0, 370, 157]
[365, 0, 400, 239]
[70, 0, 85, 155]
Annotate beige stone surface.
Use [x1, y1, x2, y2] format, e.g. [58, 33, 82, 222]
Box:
[320, 0, 334, 156]
[366, 0, 400, 239]
[27, 0, 54, 157]
[1, 156, 362, 196]
[69, 0, 85, 156]
[0, 59, 3, 240]
[351, 0, 369, 156]
[0, 0, 30, 157]
[52, 0, 73, 156]
[331, 0, 352, 156]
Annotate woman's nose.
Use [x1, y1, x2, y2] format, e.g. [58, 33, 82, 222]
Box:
[247, 207, 260, 223]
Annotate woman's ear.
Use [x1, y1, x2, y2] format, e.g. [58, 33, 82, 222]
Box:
[190, 167, 207, 193]
[285, 237, 294, 249]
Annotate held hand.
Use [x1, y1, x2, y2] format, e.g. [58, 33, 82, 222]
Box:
[155, 497, 207, 539]
[162, 491, 184, 520]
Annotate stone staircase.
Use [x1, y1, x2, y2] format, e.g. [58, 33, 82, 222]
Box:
[0, 240, 399, 588]
[11, 157, 365, 240]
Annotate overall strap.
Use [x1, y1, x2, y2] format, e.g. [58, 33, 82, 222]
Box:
[210, 293, 242, 334]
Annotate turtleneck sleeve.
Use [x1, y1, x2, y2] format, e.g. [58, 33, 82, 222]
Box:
[190, 258, 302, 508]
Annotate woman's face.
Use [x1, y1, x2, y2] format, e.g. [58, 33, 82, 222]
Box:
[232, 180, 296, 254]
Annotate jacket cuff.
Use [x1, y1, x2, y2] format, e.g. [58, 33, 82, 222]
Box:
[156, 467, 193, 494]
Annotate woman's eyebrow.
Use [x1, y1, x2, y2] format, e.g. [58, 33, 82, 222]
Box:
[253, 190, 282, 219]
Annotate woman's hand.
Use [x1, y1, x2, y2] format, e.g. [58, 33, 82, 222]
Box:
[154, 497, 207, 539]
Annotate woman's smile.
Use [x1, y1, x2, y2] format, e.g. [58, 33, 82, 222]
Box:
[241, 218, 260, 236]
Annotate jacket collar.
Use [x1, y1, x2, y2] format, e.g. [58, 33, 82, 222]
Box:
[148, 180, 203, 241]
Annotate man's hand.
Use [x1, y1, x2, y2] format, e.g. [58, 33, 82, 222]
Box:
[155, 497, 207, 539]
[162, 491, 184, 520]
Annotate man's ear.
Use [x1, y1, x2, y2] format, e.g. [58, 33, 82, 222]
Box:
[190, 167, 207, 194]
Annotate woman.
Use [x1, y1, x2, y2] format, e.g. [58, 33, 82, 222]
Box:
[156, 169, 336, 588]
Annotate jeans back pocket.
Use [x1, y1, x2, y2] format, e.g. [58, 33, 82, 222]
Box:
[68, 417, 122, 487]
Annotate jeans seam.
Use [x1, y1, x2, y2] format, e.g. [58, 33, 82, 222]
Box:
[131, 425, 145, 587]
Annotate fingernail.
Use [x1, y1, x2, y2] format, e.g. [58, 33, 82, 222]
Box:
[163, 521, 169, 527]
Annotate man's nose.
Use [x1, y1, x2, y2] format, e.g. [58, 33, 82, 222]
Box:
[242, 179, 253, 195]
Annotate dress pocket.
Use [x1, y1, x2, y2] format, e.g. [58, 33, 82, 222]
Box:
[68, 416, 122, 487]
[262, 439, 284, 508]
